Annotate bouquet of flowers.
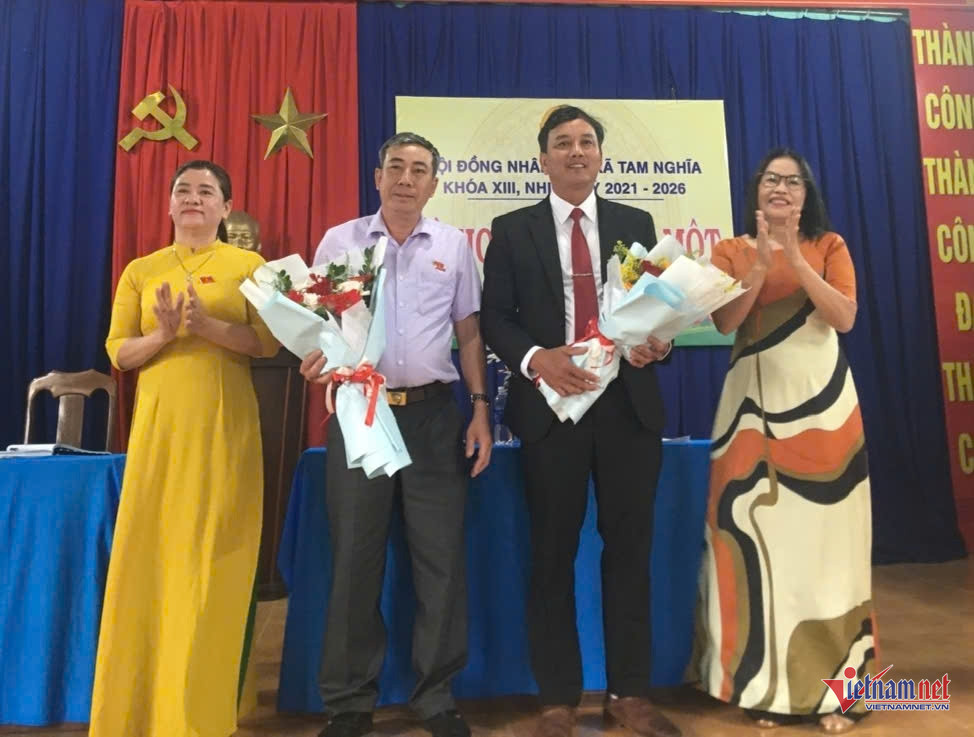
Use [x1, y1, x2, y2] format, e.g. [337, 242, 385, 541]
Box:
[603, 235, 745, 344]
[275, 244, 378, 320]
[616, 237, 681, 284]
[537, 235, 746, 423]
[239, 236, 411, 478]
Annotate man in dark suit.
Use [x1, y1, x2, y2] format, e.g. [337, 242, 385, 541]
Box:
[481, 106, 680, 737]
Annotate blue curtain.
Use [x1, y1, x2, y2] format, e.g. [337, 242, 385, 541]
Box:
[357, 2, 964, 563]
[1, 0, 123, 448]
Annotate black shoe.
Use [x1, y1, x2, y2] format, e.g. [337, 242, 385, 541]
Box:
[424, 709, 471, 737]
[319, 711, 374, 737]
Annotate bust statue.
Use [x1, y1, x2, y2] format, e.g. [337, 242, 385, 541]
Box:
[225, 210, 261, 252]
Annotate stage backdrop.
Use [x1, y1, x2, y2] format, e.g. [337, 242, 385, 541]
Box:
[1, 0, 123, 450]
[397, 96, 735, 345]
[357, 1, 965, 563]
[2, 1, 964, 565]
[909, 5, 974, 550]
[110, 0, 359, 448]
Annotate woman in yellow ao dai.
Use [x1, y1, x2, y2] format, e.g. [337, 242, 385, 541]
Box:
[90, 160, 278, 737]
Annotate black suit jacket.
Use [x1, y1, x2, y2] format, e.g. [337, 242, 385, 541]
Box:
[481, 196, 665, 443]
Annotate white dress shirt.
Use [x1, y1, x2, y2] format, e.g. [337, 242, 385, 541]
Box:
[520, 190, 601, 378]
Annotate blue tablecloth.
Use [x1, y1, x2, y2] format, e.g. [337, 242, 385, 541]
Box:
[277, 440, 711, 712]
[0, 454, 125, 726]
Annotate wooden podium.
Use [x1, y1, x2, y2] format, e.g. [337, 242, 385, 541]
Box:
[252, 349, 307, 600]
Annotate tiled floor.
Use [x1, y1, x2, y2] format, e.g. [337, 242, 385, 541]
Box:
[4, 558, 972, 736]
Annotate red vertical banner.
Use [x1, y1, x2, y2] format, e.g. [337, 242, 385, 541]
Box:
[112, 1, 359, 448]
[909, 7, 974, 549]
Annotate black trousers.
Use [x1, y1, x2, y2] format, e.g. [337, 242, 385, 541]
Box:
[520, 378, 662, 706]
[317, 392, 468, 719]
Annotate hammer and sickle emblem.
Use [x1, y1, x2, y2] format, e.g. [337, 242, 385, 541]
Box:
[118, 85, 199, 151]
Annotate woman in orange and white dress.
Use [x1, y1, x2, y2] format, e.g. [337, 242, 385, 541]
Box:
[695, 149, 875, 734]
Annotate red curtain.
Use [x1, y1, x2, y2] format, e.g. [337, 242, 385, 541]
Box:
[112, 0, 359, 448]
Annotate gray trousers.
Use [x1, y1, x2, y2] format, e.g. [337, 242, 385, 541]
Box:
[318, 391, 468, 719]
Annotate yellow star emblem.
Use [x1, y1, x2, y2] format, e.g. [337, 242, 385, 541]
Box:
[252, 88, 326, 159]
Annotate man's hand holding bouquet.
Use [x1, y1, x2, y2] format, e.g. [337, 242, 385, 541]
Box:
[536, 235, 746, 423]
[239, 236, 411, 477]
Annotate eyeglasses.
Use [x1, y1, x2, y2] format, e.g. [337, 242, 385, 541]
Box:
[760, 171, 805, 190]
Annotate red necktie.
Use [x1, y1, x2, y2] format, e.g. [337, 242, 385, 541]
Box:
[569, 207, 598, 340]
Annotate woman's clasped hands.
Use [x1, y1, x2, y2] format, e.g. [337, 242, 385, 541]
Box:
[755, 206, 806, 271]
[153, 281, 212, 342]
[152, 282, 184, 341]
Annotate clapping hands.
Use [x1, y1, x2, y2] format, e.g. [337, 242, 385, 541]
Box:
[756, 207, 804, 269]
[152, 282, 184, 342]
[184, 282, 212, 335]
[152, 281, 215, 342]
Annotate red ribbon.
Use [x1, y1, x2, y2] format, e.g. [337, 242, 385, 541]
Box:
[576, 318, 616, 369]
[532, 319, 616, 387]
[576, 317, 614, 348]
[324, 362, 386, 427]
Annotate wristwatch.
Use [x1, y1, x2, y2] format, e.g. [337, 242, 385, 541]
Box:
[470, 393, 490, 405]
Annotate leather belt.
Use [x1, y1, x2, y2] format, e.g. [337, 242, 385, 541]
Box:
[386, 381, 452, 407]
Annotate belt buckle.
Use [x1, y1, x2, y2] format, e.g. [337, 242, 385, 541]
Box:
[387, 390, 407, 406]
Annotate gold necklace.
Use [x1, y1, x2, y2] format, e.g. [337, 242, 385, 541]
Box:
[171, 246, 217, 283]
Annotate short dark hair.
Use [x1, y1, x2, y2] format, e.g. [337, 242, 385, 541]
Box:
[170, 160, 233, 242]
[744, 148, 831, 239]
[377, 132, 441, 175]
[538, 105, 605, 153]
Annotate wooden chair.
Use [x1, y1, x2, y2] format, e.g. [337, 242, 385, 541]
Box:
[24, 370, 117, 450]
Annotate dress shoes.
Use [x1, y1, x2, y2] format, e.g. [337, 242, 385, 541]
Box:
[319, 711, 374, 737]
[424, 709, 471, 737]
[533, 705, 576, 737]
[604, 696, 681, 737]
